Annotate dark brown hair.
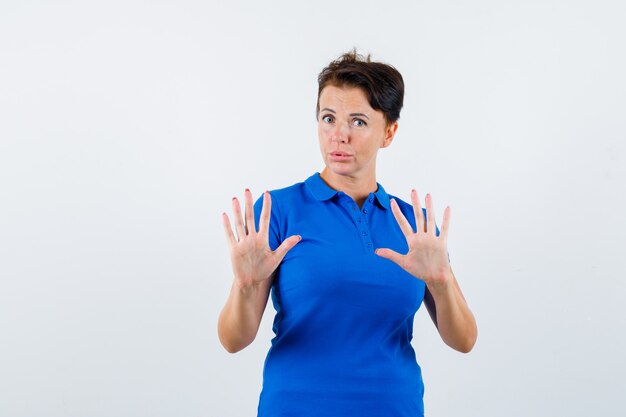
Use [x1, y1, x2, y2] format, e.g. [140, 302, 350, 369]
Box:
[316, 50, 404, 125]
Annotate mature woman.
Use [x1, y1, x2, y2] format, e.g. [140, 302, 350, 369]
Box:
[218, 51, 477, 417]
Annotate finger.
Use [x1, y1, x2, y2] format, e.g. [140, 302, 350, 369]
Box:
[244, 188, 256, 236]
[425, 193, 436, 235]
[273, 234, 302, 262]
[375, 248, 405, 267]
[411, 189, 425, 233]
[390, 198, 414, 236]
[232, 196, 245, 240]
[222, 212, 237, 249]
[440, 205, 451, 241]
[257, 191, 271, 238]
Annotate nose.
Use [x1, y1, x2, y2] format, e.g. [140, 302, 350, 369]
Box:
[330, 123, 349, 143]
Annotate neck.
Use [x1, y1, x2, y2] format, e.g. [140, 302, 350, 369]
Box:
[320, 168, 377, 208]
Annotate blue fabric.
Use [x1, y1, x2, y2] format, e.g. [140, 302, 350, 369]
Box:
[253, 172, 427, 417]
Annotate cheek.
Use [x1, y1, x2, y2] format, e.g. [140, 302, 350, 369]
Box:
[362, 137, 383, 157]
[318, 122, 331, 133]
[317, 126, 327, 150]
[318, 123, 331, 142]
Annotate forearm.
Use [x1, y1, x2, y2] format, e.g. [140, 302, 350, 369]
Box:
[427, 270, 477, 353]
[217, 279, 271, 353]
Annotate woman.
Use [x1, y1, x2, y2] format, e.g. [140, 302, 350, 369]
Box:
[218, 51, 477, 417]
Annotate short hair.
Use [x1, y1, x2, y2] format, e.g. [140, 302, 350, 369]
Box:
[316, 50, 405, 125]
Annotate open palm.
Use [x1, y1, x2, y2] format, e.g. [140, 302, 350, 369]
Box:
[222, 189, 300, 289]
[376, 190, 451, 288]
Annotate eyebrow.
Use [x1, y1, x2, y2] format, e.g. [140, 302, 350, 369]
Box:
[320, 108, 369, 119]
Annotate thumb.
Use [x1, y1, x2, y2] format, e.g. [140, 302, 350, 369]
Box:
[274, 235, 302, 261]
[375, 248, 404, 265]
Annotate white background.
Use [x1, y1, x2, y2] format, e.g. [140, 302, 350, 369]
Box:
[1, 0, 625, 416]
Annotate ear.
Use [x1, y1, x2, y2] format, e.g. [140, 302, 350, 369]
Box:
[380, 121, 398, 148]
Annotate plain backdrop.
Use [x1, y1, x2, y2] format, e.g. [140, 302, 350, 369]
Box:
[1, 0, 625, 416]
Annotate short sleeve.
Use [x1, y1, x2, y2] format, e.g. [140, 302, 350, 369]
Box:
[253, 192, 281, 252]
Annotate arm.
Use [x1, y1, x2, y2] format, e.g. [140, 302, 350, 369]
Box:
[218, 274, 273, 353]
[376, 190, 478, 353]
[423, 270, 477, 353]
[217, 189, 300, 353]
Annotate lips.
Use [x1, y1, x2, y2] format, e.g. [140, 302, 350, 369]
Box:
[329, 151, 353, 162]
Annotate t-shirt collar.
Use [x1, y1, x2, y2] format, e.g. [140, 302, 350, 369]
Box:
[304, 172, 390, 209]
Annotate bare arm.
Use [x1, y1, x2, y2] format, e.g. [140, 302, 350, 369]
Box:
[217, 189, 300, 353]
[218, 275, 273, 353]
[424, 270, 477, 353]
[376, 190, 477, 353]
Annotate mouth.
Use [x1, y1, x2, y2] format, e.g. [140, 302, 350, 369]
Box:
[329, 151, 353, 162]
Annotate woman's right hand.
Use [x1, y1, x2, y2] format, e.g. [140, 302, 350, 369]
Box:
[222, 189, 301, 291]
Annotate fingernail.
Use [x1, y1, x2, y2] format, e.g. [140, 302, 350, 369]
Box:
[245, 188, 250, 192]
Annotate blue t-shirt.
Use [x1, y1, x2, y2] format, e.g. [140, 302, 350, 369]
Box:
[253, 172, 427, 417]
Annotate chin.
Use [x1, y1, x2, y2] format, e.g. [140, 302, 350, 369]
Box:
[324, 165, 359, 180]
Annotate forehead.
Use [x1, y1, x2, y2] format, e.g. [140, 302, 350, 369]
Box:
[318, 85, 374, 112]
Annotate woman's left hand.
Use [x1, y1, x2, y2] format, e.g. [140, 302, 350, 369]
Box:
[375, 190, 452, 290]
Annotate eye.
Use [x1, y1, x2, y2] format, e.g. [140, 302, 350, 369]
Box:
[322, 115, 334, 124]
[352, 118, 367, 127]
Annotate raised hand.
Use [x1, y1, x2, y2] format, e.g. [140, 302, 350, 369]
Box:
[375, 190, 452, 289]
[222, 189, 301, 290]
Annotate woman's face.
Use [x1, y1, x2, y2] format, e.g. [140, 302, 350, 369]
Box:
[317, 85, 397, 181]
